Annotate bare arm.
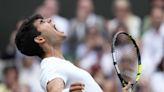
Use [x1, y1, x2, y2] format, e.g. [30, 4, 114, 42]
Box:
[47, 78, 85, 92]
[47, 78, 64, 92]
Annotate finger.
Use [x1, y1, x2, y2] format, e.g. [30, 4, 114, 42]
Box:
[71, 82, 85, 86]
[70, 85, 84, 91]
[124, 82, 131, 90]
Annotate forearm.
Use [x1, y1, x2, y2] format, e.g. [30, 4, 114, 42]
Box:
[47, 78, 65, 92]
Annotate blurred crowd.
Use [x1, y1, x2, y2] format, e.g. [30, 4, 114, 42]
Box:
[0, 0, 163, 92]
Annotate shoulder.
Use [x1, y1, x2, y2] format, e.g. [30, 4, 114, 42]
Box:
[40, 57, 74, 72]
[40, 57, 71, 90]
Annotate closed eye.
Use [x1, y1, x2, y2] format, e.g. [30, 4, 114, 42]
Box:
[40, 19, 44, 24]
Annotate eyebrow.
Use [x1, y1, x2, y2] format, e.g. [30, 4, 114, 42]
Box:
[36, 19, 43, 24]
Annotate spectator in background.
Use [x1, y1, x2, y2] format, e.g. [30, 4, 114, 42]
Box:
[0, 20, 27, 76]
[0, 66, 30, 92]
[150, 0, 164, 8]
[76, 26, 119, 92]
[77, 26, 114, 77]
[135, 78, 151, 92]
[67, 0, 105, 60]
[37, 0, 69, 36]
[142, 0, 164, 35]
[18, 56, 43, 92]
[68, 0, 105, 41]
[151, 56, 164, 92]
[1, 20, 23, 61]
[102, 78, 117, 92]
[141, 7, 164, 78]
[0, 60, 5, 81]
[107, 0, 141, 40]
[78, 24, 130, 78]
[77, 26, 105, 72]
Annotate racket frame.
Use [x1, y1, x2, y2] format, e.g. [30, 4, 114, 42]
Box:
[111, 31, 141, 89]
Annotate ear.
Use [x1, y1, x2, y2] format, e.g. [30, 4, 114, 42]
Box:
[34, 36, 45, 44]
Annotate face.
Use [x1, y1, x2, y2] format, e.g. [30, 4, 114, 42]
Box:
[77, 0, 93, 20]
[5, 69, 17, 85]
[33, 18, 65, 46]
[114, 1, 129, 21]
[41, 0, 58, 18]
[151, 8, 163, 27]
[152, 0, 164, 8]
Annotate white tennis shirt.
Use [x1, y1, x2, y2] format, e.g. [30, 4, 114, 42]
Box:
[40, 57, 103, 92]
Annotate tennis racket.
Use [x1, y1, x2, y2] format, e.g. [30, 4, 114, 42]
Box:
[111, 31, 141, 92]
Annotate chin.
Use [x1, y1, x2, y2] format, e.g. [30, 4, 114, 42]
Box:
[62, 35, 67, 40]
[57, 33, 66, 41]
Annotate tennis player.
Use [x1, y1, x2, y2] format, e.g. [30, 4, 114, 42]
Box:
[15, 14, 130, 92]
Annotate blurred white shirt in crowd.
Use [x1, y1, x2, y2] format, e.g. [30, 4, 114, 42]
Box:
[77, 44, 114, 76]
[141, 23, 164, 77]
[0, 60, 5, 81]
[161, 23, 164, 36]
[19, 60, 44, 92]
[108, 14, 141, 39]
[68, 13, 105, 42]
[151, 72, 164, 92]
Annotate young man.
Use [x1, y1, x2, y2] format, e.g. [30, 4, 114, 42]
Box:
[15, 14, 130, 92]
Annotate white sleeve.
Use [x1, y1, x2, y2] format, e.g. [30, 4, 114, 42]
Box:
[40, 67, 67, 91]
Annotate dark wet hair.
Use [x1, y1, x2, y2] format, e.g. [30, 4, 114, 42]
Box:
[15, 14, 44, 58]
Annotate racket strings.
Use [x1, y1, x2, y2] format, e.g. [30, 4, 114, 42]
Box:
[114, 34, 138, 85]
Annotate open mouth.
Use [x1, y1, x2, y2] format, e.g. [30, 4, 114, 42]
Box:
[53, 25, 64, 33]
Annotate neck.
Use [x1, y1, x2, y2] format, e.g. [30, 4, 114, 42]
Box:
[43, 45, 64, 59]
